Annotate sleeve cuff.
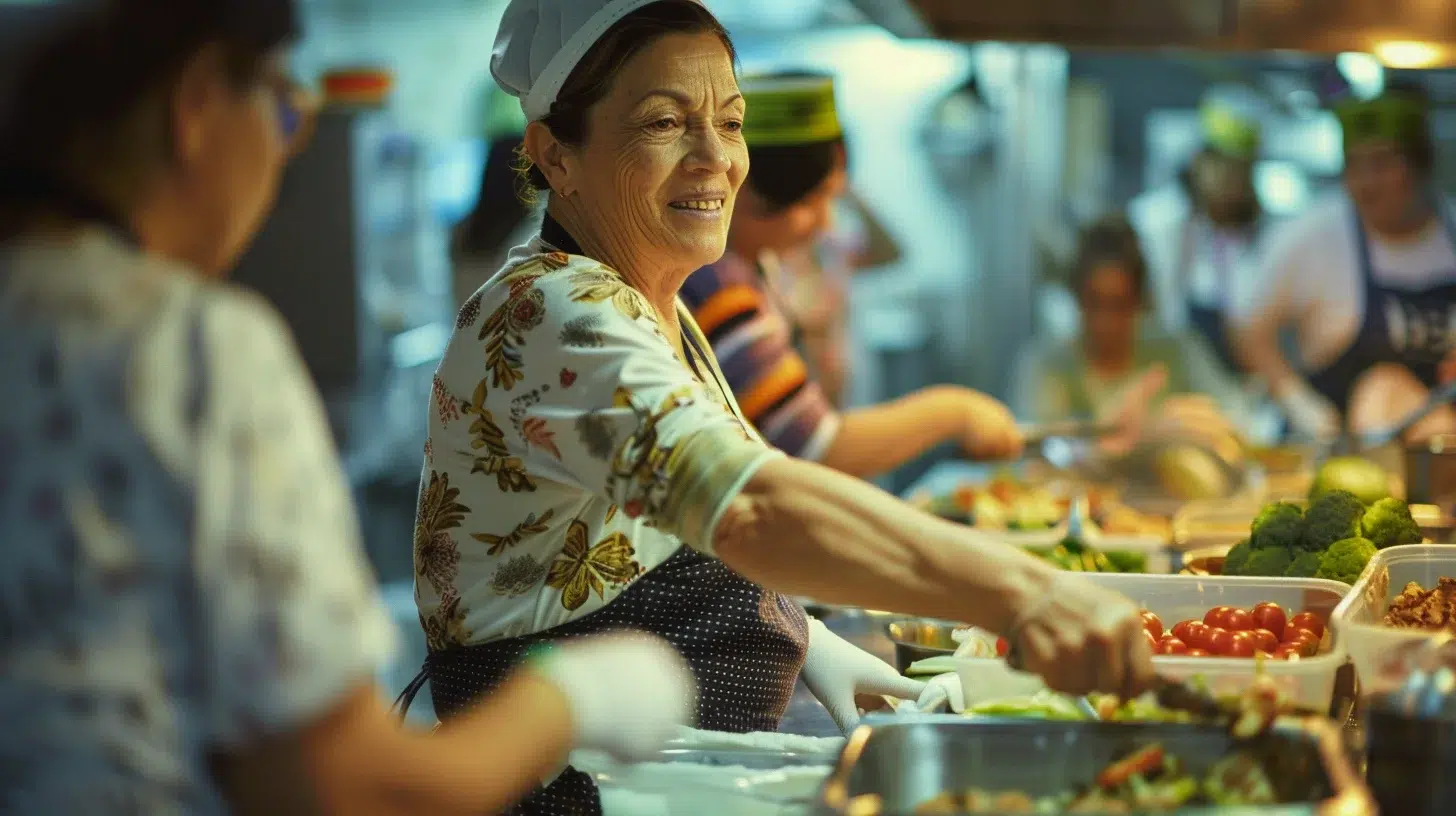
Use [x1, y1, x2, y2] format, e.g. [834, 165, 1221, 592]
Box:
[662, 427, 783, 555]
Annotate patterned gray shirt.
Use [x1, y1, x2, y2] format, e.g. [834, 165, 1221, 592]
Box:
[0, 229, 396, 813]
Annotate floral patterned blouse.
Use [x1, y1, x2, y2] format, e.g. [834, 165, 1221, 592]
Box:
[415, 239, 783, 649]
[0, 229, 396, 811]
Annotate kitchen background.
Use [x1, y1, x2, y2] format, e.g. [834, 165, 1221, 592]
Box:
[218, 0, 1454, 599]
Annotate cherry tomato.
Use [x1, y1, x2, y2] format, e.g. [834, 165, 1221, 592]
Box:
[1145, 630, 1159, 651]
[1157, 636, 1189, 655]
[1171, 620, 1197, 643]
[1250, 603, 1287, 639]
[996, 637, 1009, 657]
[1204, 606, 1232, 628]
[1140, 610, 1164, 641]
[1224, 608, 1253, 631]
[1186, 648, 1212, 657]
[1272, 645, 1303, 661]
[1289, 612, 1325, 640]
[1248, 628, 1279, 653]
[1282, 629, 1319, 657]
[1224, 634, 1256, 658]
[1183, 622, 1212, 650]
[1208, 628, 1239, 656]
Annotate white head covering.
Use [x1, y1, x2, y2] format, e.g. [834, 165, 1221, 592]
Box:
[491, 0, 712, 123]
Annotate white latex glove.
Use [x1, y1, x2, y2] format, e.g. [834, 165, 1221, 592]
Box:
[800, 618, 927, 734]
[530, 632, 697, 762]
[1276, 380, 1340, 441]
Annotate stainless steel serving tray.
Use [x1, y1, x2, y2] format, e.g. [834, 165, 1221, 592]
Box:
[816, 715, 1373, 815]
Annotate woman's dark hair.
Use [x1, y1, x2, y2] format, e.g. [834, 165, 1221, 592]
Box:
[746, 140, 845, 213]
[1071, 216, 1148, 302]
[457, 136, 533, 256]
[516, 0, 735, 199]
[0, 1, 296, 230]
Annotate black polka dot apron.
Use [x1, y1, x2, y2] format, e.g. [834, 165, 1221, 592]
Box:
[399, 545, 809, 815]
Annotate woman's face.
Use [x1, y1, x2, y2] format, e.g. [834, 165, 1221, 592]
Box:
[733, 155, 848, 254]
[1345, 140, 1422, 236]
[553, 31, 747, 272]
[171, 48, 302, 276]
[1192, 151, 1255, 225]
[1080, 261, 1141, 360]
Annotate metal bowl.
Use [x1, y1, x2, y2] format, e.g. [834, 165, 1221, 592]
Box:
[885, 619, 961, 674]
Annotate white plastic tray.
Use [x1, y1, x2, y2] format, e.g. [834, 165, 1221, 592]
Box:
[956, 573, 1351, 712]
[1330, 544, 1456, 685]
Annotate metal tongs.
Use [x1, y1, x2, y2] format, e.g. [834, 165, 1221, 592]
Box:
[1019, 420, 1121, 448]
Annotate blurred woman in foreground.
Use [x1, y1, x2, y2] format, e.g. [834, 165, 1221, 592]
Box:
[0, 1, 692, 812]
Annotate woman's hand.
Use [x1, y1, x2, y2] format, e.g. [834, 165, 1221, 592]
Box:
[957, 390, 1025, 460]
[1005, 573, 1156, 698]
[800, 618, 927, 734]
[529, 633, 696, 762]
[1276, 379, 1341, 442]
[1097, 366, 1170, 457]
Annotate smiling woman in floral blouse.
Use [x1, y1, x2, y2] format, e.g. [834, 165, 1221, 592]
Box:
[415, 1, 1157, 813]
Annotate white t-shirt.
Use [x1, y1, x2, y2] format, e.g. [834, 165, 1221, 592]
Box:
[1231, 193, 1456, 371]
[0, 229, 396, 812]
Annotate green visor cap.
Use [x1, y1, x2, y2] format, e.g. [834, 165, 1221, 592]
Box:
[1200, 102, 1262, 160]
[1336, 92, 1429, 150]
[741, 74, 842, 148]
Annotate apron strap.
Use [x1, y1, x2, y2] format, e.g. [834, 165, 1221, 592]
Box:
[391, 665, 430, 722]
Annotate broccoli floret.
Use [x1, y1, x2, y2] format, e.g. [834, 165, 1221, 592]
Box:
[1361, 497, 1423, 549]
[1250, 502, 1304, 550]
[1222, 539, 1253, 575]
[1284, 551, 1323, 578]
[1301, 491, 1365, 552]
[1315, 536, 1377, 584]
[1240, 547, 1293, 577]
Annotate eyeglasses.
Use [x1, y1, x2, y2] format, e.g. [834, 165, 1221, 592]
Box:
[263, 71, 319, 156]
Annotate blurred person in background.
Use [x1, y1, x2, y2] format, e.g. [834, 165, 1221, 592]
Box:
[0, 1, 694, 813]
[1012, 217, 1247, 454]
[1232, 85, 1456, 443]
[1130, 84, 1271, 379]
[772, 189, 902, 406]
[681, 72, 1021, 478]
[452, 82, 541, 307]
[416, 2, 1157, 811]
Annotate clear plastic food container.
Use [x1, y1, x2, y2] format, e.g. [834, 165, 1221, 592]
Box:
[1330, 544, 1456, 686]
[956, 573, 1351, 713]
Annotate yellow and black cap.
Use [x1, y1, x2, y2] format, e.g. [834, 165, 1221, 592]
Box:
[740, 73, 843, 148]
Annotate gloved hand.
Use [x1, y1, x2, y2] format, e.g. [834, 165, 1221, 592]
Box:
[1276, 380, 1341, 441]
[528, 632, 697, 762]
[800, 617, 927, 734]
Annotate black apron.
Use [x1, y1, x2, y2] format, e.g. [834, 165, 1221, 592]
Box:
[395, 215, 810, 816]
[1178, 218, 1248, 375]
[1307, 203, 1456, 414]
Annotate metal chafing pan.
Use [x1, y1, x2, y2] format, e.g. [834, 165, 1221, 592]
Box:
[816, 715, 1374, 815]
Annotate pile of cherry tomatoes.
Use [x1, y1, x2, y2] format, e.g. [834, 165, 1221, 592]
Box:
[1139, 603, 1326, 660]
